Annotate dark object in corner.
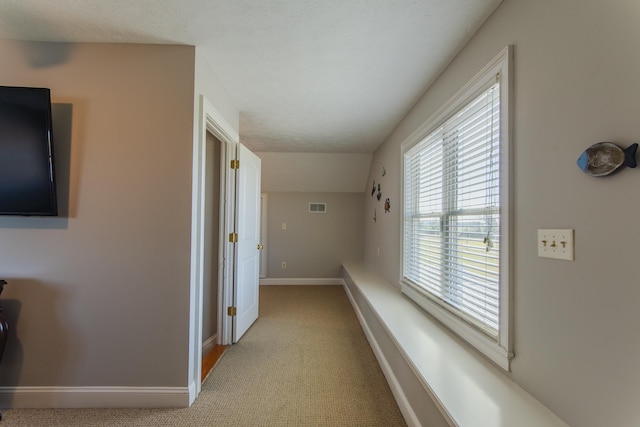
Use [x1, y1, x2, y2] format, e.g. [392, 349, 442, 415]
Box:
[0, 280, 6, 358]
[0, 279, 6, 421]
[577, 142, 638, 176]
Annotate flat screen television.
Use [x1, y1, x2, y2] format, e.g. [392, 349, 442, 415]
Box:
[0, 86, 58, 216]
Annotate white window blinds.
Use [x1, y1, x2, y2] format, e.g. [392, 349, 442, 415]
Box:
[403, 81, 501, 338]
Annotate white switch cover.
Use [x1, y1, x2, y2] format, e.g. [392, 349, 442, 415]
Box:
[537, 229, 574, 261]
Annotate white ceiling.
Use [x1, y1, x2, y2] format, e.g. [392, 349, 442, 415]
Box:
[0, 0, 502, 153]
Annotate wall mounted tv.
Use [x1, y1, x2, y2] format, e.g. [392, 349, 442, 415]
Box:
[0, 86, 58, 216]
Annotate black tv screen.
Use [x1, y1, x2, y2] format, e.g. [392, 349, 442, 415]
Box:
[0, 86, 58, 216]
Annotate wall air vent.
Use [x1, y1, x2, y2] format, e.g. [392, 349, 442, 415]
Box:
[308, 202, 327, 213]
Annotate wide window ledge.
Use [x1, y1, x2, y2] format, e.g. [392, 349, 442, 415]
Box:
[342, 262, 568, 427]
[401, 283, 512, 371]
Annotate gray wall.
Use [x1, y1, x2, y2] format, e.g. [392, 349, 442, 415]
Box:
[265, 192, 364, 278]
[0, 41, 196, 389]
[257, 152, 369, 279]
[364, 1, 640, 426]
[257, 152, 372, 193]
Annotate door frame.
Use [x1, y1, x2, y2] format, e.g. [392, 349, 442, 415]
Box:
[188, 95, 237, 404]
[260, 193, 267, 278]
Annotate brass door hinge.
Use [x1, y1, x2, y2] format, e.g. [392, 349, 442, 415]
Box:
[227, 306, 237, 316]
[228, 233, 238, 243]
[230, 159, 240, 169]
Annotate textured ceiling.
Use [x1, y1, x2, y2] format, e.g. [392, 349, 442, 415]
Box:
[0, 0, 502, 153]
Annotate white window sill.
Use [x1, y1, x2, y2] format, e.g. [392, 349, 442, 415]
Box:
[342, 262, 568, 427]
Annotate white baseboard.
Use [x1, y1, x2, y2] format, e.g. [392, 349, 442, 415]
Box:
[260, 278, 344, 286]
[202, 333, 217, 356]
[0, 386, 191, 408]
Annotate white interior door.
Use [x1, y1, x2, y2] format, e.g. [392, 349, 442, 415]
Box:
[232, 144, 261, 342]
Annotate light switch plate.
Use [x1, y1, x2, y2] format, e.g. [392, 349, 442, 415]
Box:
[537, 229, 574, 261]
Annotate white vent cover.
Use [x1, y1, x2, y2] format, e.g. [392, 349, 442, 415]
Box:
[309, 202, 327, 213]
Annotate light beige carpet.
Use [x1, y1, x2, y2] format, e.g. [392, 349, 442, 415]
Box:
[2, 285, 406, 426]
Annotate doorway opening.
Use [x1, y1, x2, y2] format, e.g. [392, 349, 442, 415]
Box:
[190, 96, 262, 403]
[201, 131, 226, 383]
[260, 194, 267, 279]
[189, 96, 238, 404]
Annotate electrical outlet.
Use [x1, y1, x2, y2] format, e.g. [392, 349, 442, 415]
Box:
[281, 223, 287, 230]
[281, 261, 287, 269]
[537, 229, 574, 261]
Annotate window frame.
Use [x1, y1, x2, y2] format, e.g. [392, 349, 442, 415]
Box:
[400, 46, 513, 371]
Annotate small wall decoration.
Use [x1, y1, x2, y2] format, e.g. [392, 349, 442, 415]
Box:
[371, 166, 391, 222]
[577, 142, 638, 176]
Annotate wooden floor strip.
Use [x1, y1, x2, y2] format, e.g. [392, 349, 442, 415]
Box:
[202, 344, 227, 383]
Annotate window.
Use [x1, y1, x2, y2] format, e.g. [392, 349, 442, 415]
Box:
[401, 47, 512, 370]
